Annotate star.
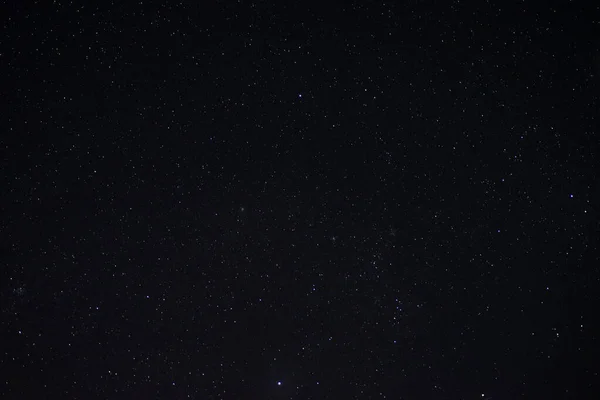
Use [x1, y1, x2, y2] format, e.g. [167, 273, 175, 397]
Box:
[277, 381, 282, 386]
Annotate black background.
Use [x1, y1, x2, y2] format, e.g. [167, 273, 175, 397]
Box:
[2, 1, 599, 399]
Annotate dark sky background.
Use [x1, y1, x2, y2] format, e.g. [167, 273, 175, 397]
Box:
[1, 1, 599, 399]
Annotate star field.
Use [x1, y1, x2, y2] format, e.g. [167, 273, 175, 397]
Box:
[1, 1, 599, 399]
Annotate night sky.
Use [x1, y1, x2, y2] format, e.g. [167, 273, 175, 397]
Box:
[2, 1, 599, 399]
